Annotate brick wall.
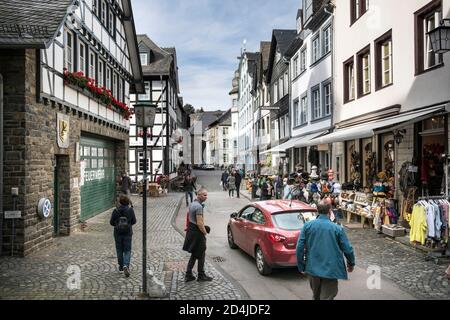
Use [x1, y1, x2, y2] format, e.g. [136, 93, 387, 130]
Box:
[1, 49, 129, 256]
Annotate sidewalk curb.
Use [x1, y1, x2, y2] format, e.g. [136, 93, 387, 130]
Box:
[170, 198, 251, 300]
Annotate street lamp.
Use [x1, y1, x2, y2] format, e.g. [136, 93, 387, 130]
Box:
[133, 101, 157, 297]
[427, 19, 450, 54]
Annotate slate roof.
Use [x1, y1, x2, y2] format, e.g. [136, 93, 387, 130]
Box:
[189, 111, 225, 134]
[273, 29, 297, 56]
[208, 109, 231, 128]
[138, 34, 174, 76]
[266, 29, 297, 83]
[0, 0, 75, 48]
[260, 41, 271, 72]
[285, 32, 304, 59]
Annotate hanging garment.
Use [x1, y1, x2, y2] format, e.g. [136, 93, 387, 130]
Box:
[409, 204, 428, 245]
[426, 204, 436, 238]
[432, 203, 442, 239]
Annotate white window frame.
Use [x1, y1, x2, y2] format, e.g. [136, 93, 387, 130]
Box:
[140, 53, 148, 66]
[323, 25, 331, 55]
[294, 99, 300, 127]
[362, 52, 371, 94]
[284, 72, 288, 96]
[106, 66, 111, 90]
[112, 72, 117, 97]
[119, 78, 123, 102]
[301, 95, 308, 125]
[64, 29, 74, 72]
[101, 0, 107, 24]
[109, 10, 114, 34]
[97, 59, 104, 88]
[349, 62, 355, 100]
[89, 50, 96, 81]
[312, 87, 321, 120]
[323, 82, 332, 116]
[273, 82, 278, 102]
[312, 35, 320, 63]
[424, 11, 443, 69]
[78, 41, 85, 74]
[293, 55, 299, 78]
[279, 76, 284, 98]
[381, 40, 392, 87]
[300, 46, 307, 73]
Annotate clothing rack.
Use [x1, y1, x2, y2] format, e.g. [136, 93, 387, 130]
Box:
[416, 196, 450, 264]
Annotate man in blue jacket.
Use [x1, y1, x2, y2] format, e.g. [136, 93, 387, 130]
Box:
[296, 200, 355, 300]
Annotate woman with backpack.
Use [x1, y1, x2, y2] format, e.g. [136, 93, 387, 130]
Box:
[110, 195, 137, 277]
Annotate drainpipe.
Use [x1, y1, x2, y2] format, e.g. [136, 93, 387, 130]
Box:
[0, 73, 4, 256]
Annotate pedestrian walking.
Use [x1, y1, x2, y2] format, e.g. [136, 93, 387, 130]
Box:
[221, 170, 229, 191]
[235, 170, 242, 198]
[110, 195, 137, 278]
[183, 188, 213, 282]
[227, 172, 236, 198]
[261, 178, 270, 200]
[296, 200, 355, 300]
[120, 171, 133, 206]
[184, 174, 197, 207]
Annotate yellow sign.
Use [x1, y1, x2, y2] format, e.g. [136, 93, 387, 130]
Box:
[57, 113, 70, 148]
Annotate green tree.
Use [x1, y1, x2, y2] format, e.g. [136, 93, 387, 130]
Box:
[183, 104, 195, 114]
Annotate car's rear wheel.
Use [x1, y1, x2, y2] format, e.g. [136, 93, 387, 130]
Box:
[255, 246, 272, 275]
[227, 227, 238, 249]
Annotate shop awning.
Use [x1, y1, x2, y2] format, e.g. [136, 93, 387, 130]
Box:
[308, 105, 446, 145]
[260, 131, 326, 155]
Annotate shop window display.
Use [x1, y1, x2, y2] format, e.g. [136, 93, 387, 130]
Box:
[421, 143, 445, 196]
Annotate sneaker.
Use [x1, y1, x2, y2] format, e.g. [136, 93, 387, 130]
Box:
[197, 274, 213, 282]
[119, 266, 123, 272]
[185, 273, 196, 282]
[123, 266, 130, 277]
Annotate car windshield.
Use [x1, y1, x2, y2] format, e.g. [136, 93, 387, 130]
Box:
[271, 211, 317, 231]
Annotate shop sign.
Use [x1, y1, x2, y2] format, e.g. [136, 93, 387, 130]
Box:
[57, 113, 70, 148]
[84, 169, 105, 182]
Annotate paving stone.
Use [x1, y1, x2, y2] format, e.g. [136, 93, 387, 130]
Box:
[0, 194, 243, 300]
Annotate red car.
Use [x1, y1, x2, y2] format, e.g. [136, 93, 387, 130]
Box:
[227, 200, 317, 275]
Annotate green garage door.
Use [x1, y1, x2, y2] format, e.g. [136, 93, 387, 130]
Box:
[80, 136, 116, 221]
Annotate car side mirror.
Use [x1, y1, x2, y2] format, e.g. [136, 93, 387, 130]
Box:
[230, 212, 238, 219]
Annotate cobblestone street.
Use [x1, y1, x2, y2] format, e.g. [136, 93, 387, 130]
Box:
[240, 189, 450, 300]
[0, 194, 244, 300]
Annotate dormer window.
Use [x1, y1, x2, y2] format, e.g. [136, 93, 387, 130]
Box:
[140, 53, 148, 66]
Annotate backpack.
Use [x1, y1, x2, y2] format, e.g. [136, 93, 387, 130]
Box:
[115, 209, 130, 234]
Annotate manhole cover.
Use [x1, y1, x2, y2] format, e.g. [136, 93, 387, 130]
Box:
[212, 256, 225, 263]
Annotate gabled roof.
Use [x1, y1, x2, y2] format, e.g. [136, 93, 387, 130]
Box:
[285, 32, 305, 59]
[266, 29, 297, 83]
[208, 109, 232, 128]
[162, 47, 180, 93]
[189, 111, 225, 134]
[138, 34, 174, 76]
[0, 0, 75, 48]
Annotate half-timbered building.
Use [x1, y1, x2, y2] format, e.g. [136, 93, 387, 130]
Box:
[0, 0, 143, 256]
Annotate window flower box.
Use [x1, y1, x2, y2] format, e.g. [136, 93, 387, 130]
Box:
[63, 69, 133, 120]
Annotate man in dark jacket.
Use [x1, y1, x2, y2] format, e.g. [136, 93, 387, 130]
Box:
[183, 188, 213, 282]
[110, 195, 137, 277]
[234, 170, 242, 198]
[221, 170, 229, 191]
[120, 172, 133, 207]
[184, 174, 197, 206]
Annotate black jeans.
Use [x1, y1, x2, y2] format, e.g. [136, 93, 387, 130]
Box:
[186, 250, 206, 275]
[235, 183, 240, 198]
